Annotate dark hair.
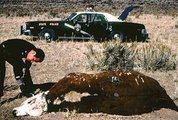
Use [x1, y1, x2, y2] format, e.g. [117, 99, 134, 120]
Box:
[34, 48, 45, 62]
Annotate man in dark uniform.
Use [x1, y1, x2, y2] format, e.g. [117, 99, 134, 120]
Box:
[0, 39, 45, 98]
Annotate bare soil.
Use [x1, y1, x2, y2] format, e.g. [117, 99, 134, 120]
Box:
[0, 4, 178, 120]
[0, 41, 178, 119]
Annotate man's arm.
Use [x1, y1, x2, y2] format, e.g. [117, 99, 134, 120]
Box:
[13, 65, 26, 86]
[13, 61, 34, 96]
[13, 60, 32, 85]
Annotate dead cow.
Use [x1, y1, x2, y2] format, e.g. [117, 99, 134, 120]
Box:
[13, 69, 178, 116]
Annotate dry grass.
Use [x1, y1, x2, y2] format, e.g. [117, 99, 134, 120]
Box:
[86, 40, 177, 71]
[0, 9, 178, 120]
[0, 1, 178, 17]
[129, 15, 178, 43]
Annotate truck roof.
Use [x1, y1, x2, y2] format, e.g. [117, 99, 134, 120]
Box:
[74, 11, 123, 22]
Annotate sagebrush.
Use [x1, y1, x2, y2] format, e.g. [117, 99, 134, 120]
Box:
[86, 40, 177, 71]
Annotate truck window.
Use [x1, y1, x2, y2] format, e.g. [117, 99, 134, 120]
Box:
[88, 14, 95, 23]
[75, 14, 87, 23]
[94, 14, 106, 23]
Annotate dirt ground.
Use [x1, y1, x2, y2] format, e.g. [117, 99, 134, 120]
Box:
[0, 9, 178, 120]
[0, 41, 178, 120]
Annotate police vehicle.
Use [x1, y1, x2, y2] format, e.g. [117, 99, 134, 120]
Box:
[21, 5, 148, 42]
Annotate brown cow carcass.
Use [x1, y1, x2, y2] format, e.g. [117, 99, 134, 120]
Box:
[13, 69, 178, 116]
[46, 69, 178, 115]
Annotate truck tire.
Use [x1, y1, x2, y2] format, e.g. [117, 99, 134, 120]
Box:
[39, 29, 57, 42]
[112, 31, 125, 42]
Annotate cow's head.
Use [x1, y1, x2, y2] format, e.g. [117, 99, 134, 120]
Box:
[12, 91, 49, 117]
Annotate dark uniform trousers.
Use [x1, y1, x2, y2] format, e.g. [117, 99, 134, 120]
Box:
[0, 45, 5, 96]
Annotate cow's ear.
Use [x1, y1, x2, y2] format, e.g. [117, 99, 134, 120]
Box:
[41, 91, 49, 98]
[41, 92, 47, 98]
[44, 91, 49, 95]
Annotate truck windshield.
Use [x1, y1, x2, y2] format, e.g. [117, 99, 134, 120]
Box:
[66, 13, 77, 21]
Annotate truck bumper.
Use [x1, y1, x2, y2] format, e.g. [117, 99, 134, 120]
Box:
[20, 26, 31, 35]
[141, 28, 149, 40]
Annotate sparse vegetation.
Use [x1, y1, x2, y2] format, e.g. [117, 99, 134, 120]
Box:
[62, 109, 78, 119]
[176, 21, 178, 29]
[0, 1, 178, 120]
[86, 41, 177, 71]
[0, 0, 178, 17]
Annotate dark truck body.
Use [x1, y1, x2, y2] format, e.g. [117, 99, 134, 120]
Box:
[21, 6, 148, 42]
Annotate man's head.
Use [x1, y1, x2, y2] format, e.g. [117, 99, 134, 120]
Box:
[26, 48, 45, 62]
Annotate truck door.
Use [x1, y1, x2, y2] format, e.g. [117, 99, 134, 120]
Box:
[89, 14, 108, 39]
[72, 14, 91, 37]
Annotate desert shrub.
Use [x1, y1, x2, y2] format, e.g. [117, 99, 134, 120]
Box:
[1, 1, 178, 17]
[86, 41, 134, 71]
[86, 43, 103, 70]
[86, 41, 177, 71]
[99, 41, 134, 70]
[134, 41, 177, 71]
[175, 21, 178, 29]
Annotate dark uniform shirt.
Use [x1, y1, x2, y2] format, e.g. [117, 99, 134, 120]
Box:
[0, 39, 36, 84]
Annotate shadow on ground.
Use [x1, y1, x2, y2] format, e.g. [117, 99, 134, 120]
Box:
[0, 82, 56, 106]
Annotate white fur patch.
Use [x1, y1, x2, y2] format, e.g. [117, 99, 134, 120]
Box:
[13, 91, 49, 116]
[64, 91, 90, 102]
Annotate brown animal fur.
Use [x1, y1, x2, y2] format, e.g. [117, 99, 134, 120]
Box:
[46, 69, 178, 115]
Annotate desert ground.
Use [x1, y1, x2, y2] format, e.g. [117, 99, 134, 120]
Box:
[0, 1, 178, 120]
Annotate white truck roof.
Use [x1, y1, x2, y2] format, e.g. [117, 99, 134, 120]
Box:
[75, 11, 123, 22]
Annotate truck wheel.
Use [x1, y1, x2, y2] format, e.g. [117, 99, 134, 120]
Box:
[112, 32, 124, 42]
[39, 29, 56, 42]
[141, 36, 148, 42]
